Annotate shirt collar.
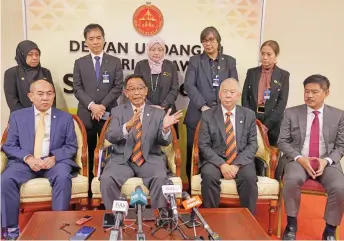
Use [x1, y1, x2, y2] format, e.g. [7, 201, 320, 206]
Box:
[221, 104, 236, 117]
[34, 106, 51, 116]
[307, 104, 324, 114]
[131, 103, 145, 112]
[90, 51, 104, 60]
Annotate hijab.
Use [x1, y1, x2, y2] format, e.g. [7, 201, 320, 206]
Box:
[147, 37, 165, 74]
[15, 40, 44, 83]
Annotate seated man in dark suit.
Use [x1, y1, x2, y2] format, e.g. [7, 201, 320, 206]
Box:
[276, 75, 344, 241]
[100, 74, 182, 212]
[199, 78, 258, 214]
[1, 79, 79, 240]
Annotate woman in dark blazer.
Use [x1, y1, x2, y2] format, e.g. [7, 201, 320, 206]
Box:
[134, 37, 179, 121]
[4, 40, 55, 113]
[242, 40, 289, 146]
[184, 26, 238, 187]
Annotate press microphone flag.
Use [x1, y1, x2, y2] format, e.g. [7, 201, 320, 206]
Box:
[161, 179, 181, 221]
[130, 185, 148, 208]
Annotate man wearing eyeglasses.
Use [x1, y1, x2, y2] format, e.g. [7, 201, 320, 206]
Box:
[184, 26, 239, 191]
[100, 74, 183, 213]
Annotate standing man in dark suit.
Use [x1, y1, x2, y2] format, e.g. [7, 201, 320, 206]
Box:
[100, 74, 182, 212]
[1, 79, 78, 240]
[73, 24, 123, 186]
[184, 26, 238, 188]
[276, 75, 344, 240]
[242, 40, 289, 146]
[199, 78, 258, 214]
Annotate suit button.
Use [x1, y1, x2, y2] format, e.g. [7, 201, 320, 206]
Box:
[97, 89, 99, 91]
[249, 96, 251, 99]
[272, 109, 274, 112]
[278, 89, 280, 91]
[275, 99, 277, 102]
[248, 86, 251, 88]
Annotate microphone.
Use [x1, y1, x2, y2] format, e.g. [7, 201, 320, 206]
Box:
[130, 185, 147, 241]
[161, 179, 181, 222]
[182, 192, 221, 241]
[110, 194, 129, 241]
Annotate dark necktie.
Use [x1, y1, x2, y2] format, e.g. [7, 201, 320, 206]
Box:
[94, 56, 101, 81]
[309, 111, 320, 157]
[225, 112, 237, 164]
[131, 112, 144, 166]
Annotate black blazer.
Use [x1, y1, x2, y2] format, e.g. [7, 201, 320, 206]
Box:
[184, 53, 238, 129]
[73, 53, 123, 129]
[4, 66, 55, 113]
[241, 66, 289, 144]
[134, 59, 179, 111]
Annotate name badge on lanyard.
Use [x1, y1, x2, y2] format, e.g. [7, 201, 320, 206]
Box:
[264, 88, 271, 100]
[102, 71, 110, 84]
[212, 75, 220, 87]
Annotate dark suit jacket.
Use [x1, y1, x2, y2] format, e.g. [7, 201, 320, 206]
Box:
[184, 53, 238, 129]
[198, 105, 258, 169]
[73, 53, 123, 129]
[2, 107, 79, 169]
[134, 59, 179, 112]
[241, 66, 289, 145]
[4, 66, 55, 113]
[105, 103, 171, 165]
[275, 104, 344, 180]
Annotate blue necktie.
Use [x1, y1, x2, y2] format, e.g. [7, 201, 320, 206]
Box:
[94, 56, 101, 81]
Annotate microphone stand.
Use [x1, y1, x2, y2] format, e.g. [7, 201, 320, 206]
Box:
[179, 209, 204, 240]
[109, 214, 123, 241]
[151, 208, 188, 240]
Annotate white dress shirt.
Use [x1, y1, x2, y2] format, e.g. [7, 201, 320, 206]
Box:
[221, 104, 236, 134]
[88, 51, 104, 110]
[34, 106, 51, 158]
[122, 103, 170, 139]
[294, 105, 332, 164]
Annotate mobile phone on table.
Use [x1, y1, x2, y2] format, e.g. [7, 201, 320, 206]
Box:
[76, 215, 92, 225]
[70, 226, 96, 241]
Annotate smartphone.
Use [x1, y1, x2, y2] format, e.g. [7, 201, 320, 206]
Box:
[103, 213, 115, 228]
[76, 215, 92, 225]
[70, 226, 96, 241]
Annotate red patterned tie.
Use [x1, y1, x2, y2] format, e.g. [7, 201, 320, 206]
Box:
[309, 111, 320, 157]
[225, 112, 237, 164]
[131, 117, 145, 166]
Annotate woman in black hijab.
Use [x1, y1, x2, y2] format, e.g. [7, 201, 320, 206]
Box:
[4, 40, 55, 113]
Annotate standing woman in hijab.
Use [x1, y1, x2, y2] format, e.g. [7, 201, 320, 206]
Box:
[242, 40, 289, 146]
[4, 40, 55, 113]
[134, 37, 180, 129]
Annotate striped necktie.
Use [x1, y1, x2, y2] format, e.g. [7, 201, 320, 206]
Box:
[225, 112, 237, 164]
[131, 113, 144, 166]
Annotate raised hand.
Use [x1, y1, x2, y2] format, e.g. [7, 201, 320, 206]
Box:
[162, 109, 183, 132]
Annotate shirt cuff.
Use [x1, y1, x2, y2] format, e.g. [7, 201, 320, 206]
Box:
[162, 129, 171, 140]
[23, 154, 32, 162]
[325, 157, 333, 165]
[122, 123, 129, 139]
[88, 101, 95, 110]
[294, 155, 302, 161]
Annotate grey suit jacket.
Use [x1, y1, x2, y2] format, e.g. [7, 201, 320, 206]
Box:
[73, 53, 123, 129]
[134, 59, 179, 111]
[199, 105, 258, 169]
[275, 104, 344, 180]
[105, 103, 171, 165]
[184, 53, 238, 129]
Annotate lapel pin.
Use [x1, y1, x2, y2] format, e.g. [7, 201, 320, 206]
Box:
[21, 77, 25, 80]
[53, 116, 56, 118]
[240, 120, 243, 124]
[147, 114, 149, 116]
[274, 80, 277, 83]
[221, 57, 224, 60]
[218, 66, 220, 69]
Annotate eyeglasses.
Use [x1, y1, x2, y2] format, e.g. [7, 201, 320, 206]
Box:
[126, 86, 146, 93]
[202, 37, 216, 44]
